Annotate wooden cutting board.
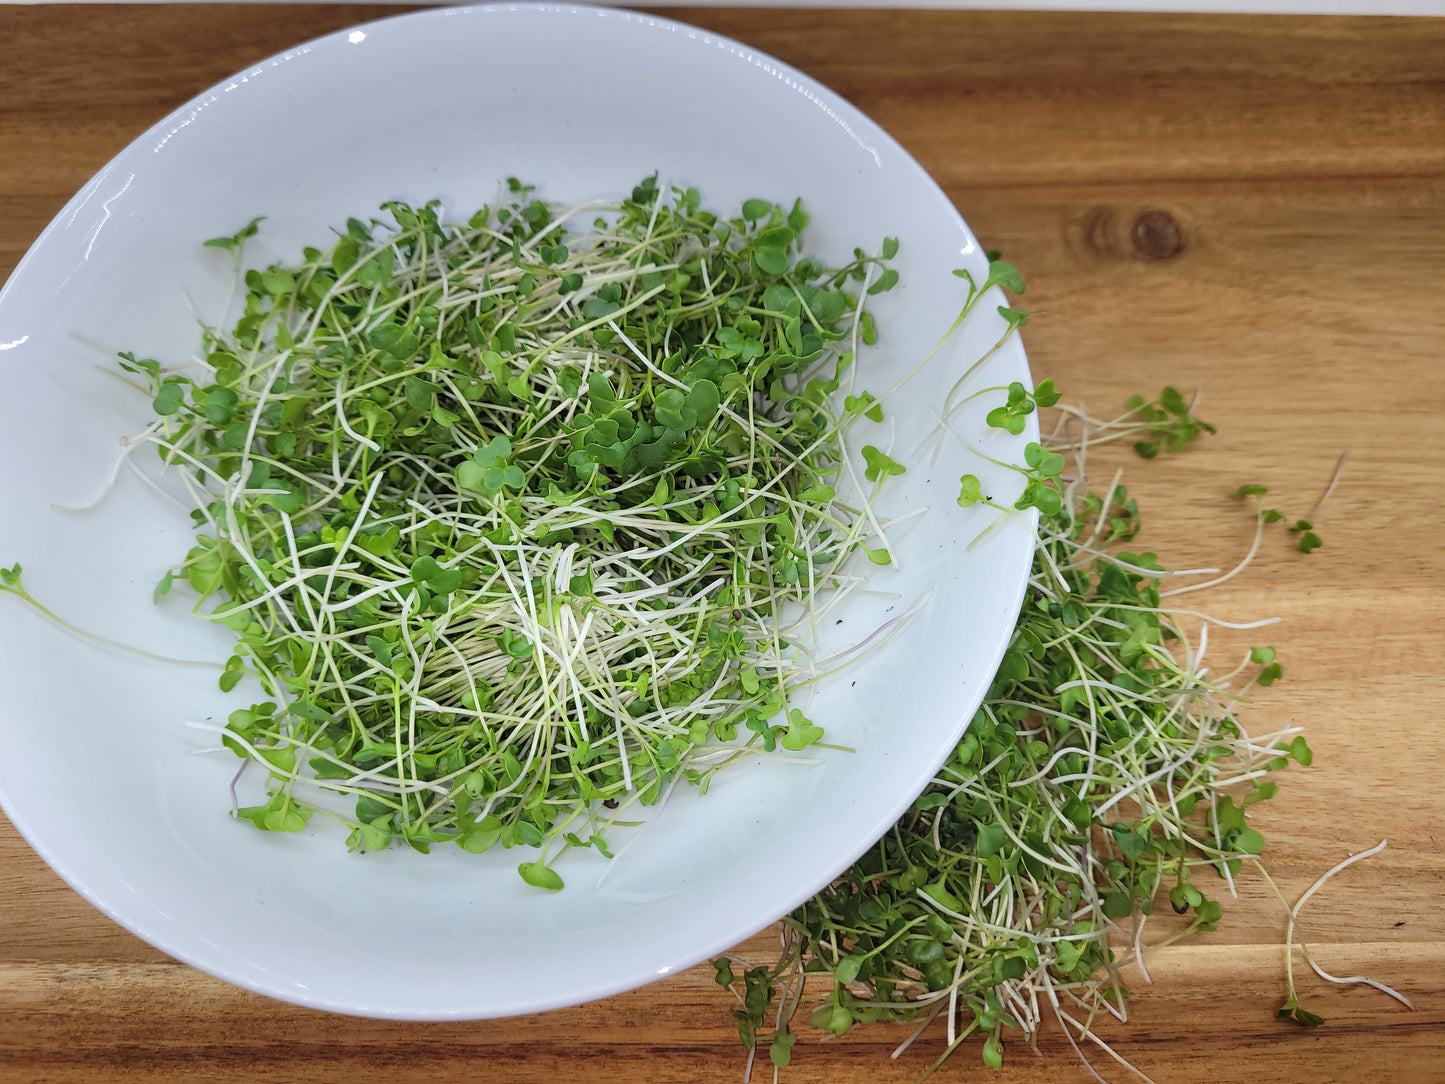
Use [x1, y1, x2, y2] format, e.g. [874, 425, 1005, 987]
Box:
[1, 7, 1442, 1081]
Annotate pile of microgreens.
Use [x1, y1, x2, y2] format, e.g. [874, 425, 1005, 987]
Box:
[103, 177, 921, 888]
[710, 356, 1376, 1079]
[0, 193, 1403, 1073]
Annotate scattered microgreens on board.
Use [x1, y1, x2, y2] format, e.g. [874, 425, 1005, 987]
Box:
[1234, 484, 1326, 554]
[1126, 386, 1216, 459]
[111, 177, 923, 889]
[713, 369, 1351, 1080]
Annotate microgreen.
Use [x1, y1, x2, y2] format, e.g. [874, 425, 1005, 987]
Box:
[0, 562, 214, 667]
[952, 259, 1024, 302]
[202, 216, 264, 252]
[456, 435, 525, 499]
[861, 445, 905, 484]
[843, 391, 884, 423]
[995, 306, 1038, 334]
[1114, 386, 1216, 457]
[1290, 518, 1323, 554]
[955, 474, 988, 509]
[984, 381, 1035, 435]
[1234, 483, 1326, 555]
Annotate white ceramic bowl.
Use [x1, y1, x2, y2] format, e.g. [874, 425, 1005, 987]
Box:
[0, 3, 1035, 1019]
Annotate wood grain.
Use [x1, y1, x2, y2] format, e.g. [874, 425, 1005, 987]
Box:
[2, 7, 1443, 1082]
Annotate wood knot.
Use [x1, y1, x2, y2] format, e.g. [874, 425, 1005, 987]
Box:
[1132, 210, 1186, 261]
[1074, 206, 1190, 264]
